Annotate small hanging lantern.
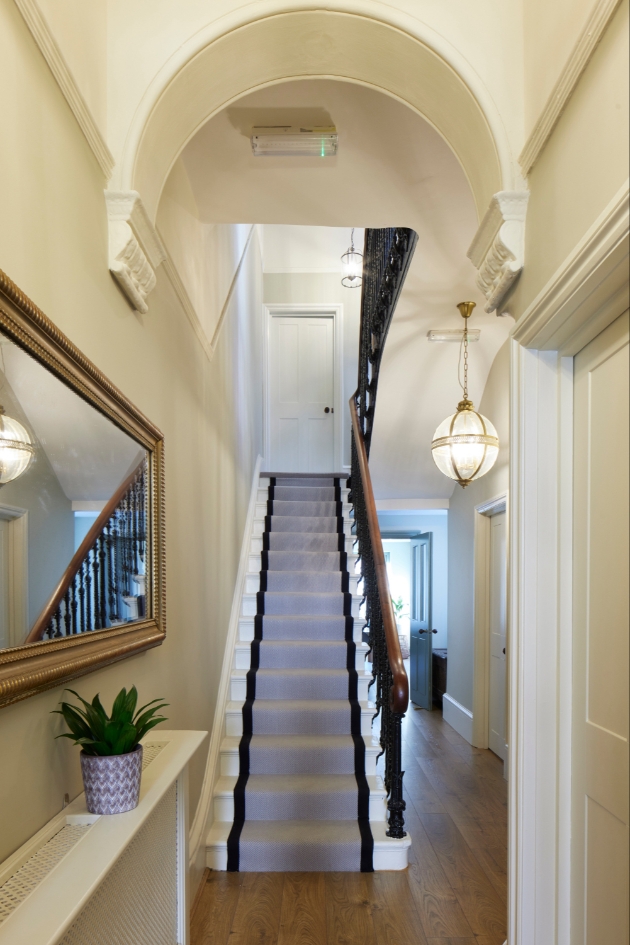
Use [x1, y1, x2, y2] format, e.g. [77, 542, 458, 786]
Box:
[431, 302, 499, 488]
[341, 228, 363, 288]
[0, 406, 34, 485]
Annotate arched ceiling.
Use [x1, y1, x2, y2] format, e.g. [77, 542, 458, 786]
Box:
[167, 78, 511, 501]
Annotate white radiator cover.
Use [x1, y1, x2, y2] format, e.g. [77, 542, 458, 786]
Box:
[0, 730, 206, 945]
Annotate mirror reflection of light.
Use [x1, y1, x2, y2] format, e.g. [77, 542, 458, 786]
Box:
[0, 407, 34, 484]
[341, 228, 363, 288]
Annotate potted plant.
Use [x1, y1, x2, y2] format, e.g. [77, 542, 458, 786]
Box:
[53, 686, 168, 815]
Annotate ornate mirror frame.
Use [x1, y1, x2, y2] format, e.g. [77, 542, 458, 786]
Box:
[0, 269, 165, 708]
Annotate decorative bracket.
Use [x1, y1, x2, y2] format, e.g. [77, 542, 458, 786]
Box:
[467, 191, 530, 313]
[105, 192, 166, 314]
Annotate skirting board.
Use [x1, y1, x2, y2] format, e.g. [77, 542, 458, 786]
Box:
[442, 693, 474, 744]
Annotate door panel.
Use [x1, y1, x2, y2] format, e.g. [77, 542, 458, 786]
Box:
[410, 534, 433, 708]
[270, 315, 335, 471]
[573, 310, 629, 945]
[488, 511, 507, 760]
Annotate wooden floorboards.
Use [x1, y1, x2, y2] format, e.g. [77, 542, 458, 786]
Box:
[191, 707, 508, 945]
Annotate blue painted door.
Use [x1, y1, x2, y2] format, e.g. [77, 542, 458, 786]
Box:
[409, 533, 434, 709]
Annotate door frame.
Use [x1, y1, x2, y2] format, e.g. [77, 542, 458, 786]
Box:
[472, 492, 508, 753]
[508, 182, 628, 945]
[0, 503, 28, 648]
[262, 303, 344, 472]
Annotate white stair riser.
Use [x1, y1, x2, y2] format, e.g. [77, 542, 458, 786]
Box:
[230, 673, 371, 702]
[256, 489, 350, 504]
[233, 643, 368, 671]
[219, 745, 379, 777]
[253, 519, 354, 539]
[247, 553, 359, 574]
[241, 593, 362, 619]
[255, 503, 352, 520]
[238, 617, 365, 644]
[249, 535, 355, 555]
[244, 572, 360, 595]
[213, 791, 386, 824]
[225, 707, 374, 738]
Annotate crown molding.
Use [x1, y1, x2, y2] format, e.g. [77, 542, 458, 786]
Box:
[467, 191, 530, 313]
[105, 191, 166, 314]
[519, 0, 623, 175]
[513, 179, 629, 354]
[14, 0, 114, 179]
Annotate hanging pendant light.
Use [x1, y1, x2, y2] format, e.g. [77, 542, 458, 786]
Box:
[431, 302, 499, 488]
[0, 406, 34, 484]
[341, 228, 363, 288]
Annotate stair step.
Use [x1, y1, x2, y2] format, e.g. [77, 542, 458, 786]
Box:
[225, 700, 374, 737]
[230, 668, 371, 702]
[219, 734, 381, 776]
[238, 616, 366, 643]
[245, 571, 360, 595]
[256, 488, 350, 503]
[213, 774, 386, 823]
[234, 640, 369, 671]
[205, 819, 411, 872]
[241, 591, 362, 618]
[255, 502, 353, 520]
[253, 517, 354, 538]
[248, 552, 359, 574]
[250, 534, 355, 554]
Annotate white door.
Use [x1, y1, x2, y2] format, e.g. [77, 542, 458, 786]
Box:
[488, 510, 507, 761]
[572, 310, 629, 945]
[269, 315, 335, 472]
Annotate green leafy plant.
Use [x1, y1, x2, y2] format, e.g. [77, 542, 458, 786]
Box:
[391, 596, 408, 619]
[53, 686, 168, 757]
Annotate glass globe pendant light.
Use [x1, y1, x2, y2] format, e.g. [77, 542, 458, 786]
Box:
[341, 228, 363, 288]
[0, 406, 34, 484]
[431, 302, 499, 488]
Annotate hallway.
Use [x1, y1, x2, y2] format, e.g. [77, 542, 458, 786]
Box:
[192, 708, 507, 944]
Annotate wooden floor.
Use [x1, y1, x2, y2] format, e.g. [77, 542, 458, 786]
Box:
[192, 706, 508, 945]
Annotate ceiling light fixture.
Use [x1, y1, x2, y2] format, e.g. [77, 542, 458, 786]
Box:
[427, 329, 480, 343]
[341, 228, 363, 288]
[250, 126, 338, 157]
[0, 406, 34, 484]
[431, 302, 499, 488]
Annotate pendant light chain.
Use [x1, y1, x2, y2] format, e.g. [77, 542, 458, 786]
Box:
[463, 317, 469, 400]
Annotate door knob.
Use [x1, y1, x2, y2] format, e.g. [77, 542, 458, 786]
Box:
[418, 629, 438, 635]
[503, 648, 506, 654]
[324, 407, 330, 413]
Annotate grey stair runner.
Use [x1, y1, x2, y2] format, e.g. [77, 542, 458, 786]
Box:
[227, 474, 373, 872]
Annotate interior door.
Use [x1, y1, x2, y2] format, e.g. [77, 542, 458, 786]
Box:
[572, 309, 629, 945]
[410, 533, 433, 708]
[488, 510, 507, 761]
[269, 314, 335, 472]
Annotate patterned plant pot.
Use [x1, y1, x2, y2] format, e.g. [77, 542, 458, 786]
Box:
[80, 745, 143, 814]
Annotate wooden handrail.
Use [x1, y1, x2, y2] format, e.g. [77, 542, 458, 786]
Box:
[349, 393, 409, 715]
[26, 456, 146, 643]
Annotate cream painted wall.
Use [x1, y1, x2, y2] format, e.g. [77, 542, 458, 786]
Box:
[513, 0, 629, 312]
[0, 0, 263, 866]
[446, 340, 509, 712]
[263, 270, 361, 468]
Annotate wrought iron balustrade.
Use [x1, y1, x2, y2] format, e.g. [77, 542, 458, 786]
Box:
[349, 226, 417, 838]
[26, 459, 147, 643]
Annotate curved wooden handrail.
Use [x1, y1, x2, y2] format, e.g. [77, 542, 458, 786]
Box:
[350, 393, 409, 715]
[26, 456, 146, 643]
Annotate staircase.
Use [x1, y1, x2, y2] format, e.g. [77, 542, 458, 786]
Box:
[206, 474, 410, 871]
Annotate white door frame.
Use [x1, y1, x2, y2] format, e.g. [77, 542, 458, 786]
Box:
[262, 303, 344, 472]
[507, 182, 628, 945]
[0, 503, 28, 648]
[472, 492, 508, 753]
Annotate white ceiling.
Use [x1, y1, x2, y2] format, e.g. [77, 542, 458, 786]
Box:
[176, 78, 512, 500]
[1, 341, 144, 501]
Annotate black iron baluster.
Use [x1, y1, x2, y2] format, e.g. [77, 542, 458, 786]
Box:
[78, 562, 86, 634]
[92, 543, 101, 629]
[63, 589, 71, 637]
[98, 534, 107, 628]
[107, 520, 118, 623]
[70, 582, 78, 634]
[85, 553, 92, 631]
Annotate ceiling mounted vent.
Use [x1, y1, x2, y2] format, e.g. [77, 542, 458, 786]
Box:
[250, 126, 338, 157]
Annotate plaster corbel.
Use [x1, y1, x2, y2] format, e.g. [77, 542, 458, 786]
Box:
[467, 192, 530, 313]
[105, 192, 166, 313]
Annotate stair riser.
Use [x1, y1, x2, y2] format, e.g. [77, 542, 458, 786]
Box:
[244, 573, 360, 595]
[234, 645, 368, 671]
[247, 554, 359, 574]
[219, 747, 378, 777]
[213, 792, 386, 824]
[230, 675, 371, 702]
[253, 519, 354, 539]
[255, 503, 352, 520]
[256, 489, 350, 504]
[250, 535, 355, 555]
[241, 594, 362, 618]
[238, 617, 365, 644]
[225, 709, 373, 738]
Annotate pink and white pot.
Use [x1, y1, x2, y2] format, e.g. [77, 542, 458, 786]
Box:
[80, 745, 143, 814]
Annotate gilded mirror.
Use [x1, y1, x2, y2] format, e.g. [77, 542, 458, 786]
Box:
[0, 269, 165, 708]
